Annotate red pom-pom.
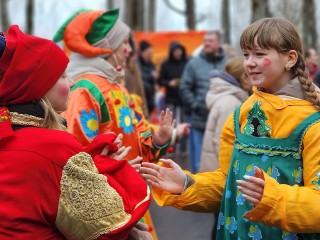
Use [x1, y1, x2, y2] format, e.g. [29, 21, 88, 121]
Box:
[129, 101, 135, 108]
[167, 146, 174, 153]
[114, 99, 121, 104]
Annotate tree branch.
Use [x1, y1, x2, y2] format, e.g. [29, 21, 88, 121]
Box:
[163, 0, 186, 15]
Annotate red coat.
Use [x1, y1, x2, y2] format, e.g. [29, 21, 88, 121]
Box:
[0, 127, 150, 240]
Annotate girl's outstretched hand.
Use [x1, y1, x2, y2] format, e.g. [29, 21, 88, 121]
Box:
[236, 166, 265, 206]
[140, 159, 186, 194]
[151, 108, 175, 147]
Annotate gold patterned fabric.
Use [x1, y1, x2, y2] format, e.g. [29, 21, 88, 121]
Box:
[10, 112, 43, 127]
[56, 152, 131, 240]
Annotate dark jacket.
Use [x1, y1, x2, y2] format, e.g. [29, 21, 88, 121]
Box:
[158, 42, 188, 106]
[179, 48, 228, 130]
[137, 56, 156, 113]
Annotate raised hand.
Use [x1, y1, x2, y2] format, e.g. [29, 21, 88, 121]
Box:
[236, 166, 265, 206]
[140, 159, 186, 194]
[151, 108, 175, 147]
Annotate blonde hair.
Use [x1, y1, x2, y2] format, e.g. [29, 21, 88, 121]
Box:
[224, 56, 245, 81]
[240, 18, 320, 110]
[39, 97, 67, 131]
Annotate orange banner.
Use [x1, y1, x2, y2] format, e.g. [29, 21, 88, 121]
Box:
[133, 31, 206, 66]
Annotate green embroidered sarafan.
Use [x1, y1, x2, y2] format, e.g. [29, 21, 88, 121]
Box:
[243, 101, 271, 138]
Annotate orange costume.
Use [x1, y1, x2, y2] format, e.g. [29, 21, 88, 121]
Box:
[54, 9, 166, 239]
[54, 10, 167, 162]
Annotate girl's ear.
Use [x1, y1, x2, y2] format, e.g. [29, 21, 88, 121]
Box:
[286, 50, 298, 69]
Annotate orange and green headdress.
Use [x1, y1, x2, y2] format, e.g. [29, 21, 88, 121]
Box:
[53, 8, 130, 57]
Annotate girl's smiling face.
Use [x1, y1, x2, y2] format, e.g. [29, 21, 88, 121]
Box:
[243, 45, 291, 93]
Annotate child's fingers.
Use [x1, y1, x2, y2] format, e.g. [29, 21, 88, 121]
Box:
[159, 158, 176, 169]
[141, 173, 159, 183]
[244, 174, 265, 188]
[236, 179, 264, 195]
[141, 162, 161, 171]
[114, 146, 131, 160]
[242, 193, 260, 206]
[254, 166, 265, 180]
[129, 156, 143, 165]
[237, 185, 262, 200]
[140, 166, 159, 176]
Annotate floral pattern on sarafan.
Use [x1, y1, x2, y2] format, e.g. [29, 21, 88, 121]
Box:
[282, 231, 298, 240]
[248, 225, 262, 240]
[225, 216, 237, 234]
[312, 170, 320, 190]
[80, 109, 99, 139]
[292, 167, 302, 183]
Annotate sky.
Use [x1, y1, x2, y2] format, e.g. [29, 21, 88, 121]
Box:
[4, 0, 251, 48]
[4, 0, 320, 50]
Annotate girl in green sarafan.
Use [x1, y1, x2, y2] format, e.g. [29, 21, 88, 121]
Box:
[140, 17, 320, 240]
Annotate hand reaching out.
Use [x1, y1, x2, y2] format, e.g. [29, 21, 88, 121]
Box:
[140, 159, 186, 194]
[151, 108, 175, 147]
[236, 166, 265, 206]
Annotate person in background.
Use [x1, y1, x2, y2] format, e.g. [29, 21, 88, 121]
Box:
[180, 30, 228, 173]
[158, 41, 189, 154]
[0, 25, 151, 240]
[125, 37, 190, 155]
[141, 17, 320, 239]
[137, 40, 158, 116]
[305, 47, 319, 79]
[124, 36, 150, 119]
[199, 56, 252, 173]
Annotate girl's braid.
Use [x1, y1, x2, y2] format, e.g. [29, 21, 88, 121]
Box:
[295, 53, 320, 110]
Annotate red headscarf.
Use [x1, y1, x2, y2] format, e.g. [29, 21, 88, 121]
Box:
[0, 25, 69, 142]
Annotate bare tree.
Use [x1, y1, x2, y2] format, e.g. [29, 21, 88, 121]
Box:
[107, 0, 114, 9]
[26, 0, 34, 34]
[302, 0, 317, 49]
[251, 0, 272, 23]
[0, 0, 10, 31]
[185, 0, 195, 30]
[221, 0, 230, 43]
[125, 0, 144, 30]
[163, 0, 203, 30]
[147, 0, 156, 31]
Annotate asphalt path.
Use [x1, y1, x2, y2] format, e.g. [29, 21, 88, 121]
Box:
[149, 152, 215, 240]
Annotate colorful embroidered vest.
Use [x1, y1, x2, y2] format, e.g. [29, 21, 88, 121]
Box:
[216, 103, 320, 240]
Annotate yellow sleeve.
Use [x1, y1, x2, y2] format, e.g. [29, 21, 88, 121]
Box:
[244, 122, 320, 233]
[152, 170, 225, 213]
[152, 113, 236, 212]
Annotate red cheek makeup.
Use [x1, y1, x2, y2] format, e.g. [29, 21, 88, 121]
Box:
[58, 84, 70, 96]
[262, 58, 271, 67]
